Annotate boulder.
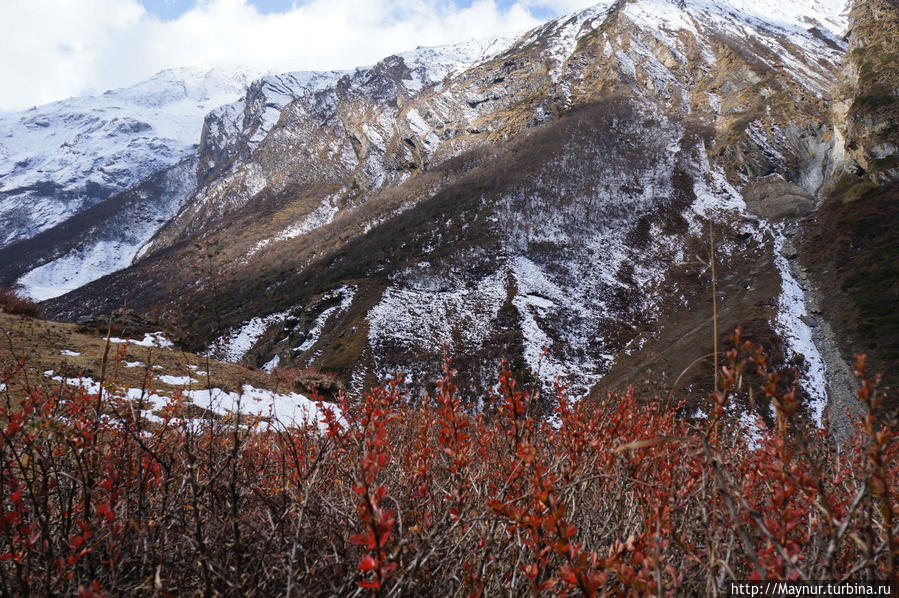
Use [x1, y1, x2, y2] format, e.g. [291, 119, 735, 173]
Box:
[742, 175, 815, 220]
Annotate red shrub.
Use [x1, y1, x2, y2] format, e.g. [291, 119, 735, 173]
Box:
[0, 286, 39, 317]
[0, 331, 895, 595]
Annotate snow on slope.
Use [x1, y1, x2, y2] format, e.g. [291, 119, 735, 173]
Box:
[202, 34, 518, 179]
[202, 69, 350, 166]
[208, 310, 292, 363]
[396, 35, 519, 92]
[18, 238, 142, 301]
[704, 0, 849, 36]
[184, 36, 524, 254]
[17, 158, 198, 301]
[771, 229, 828, 426]
[620, 0, 847, 98]
[0, 66, 251, 247]
[518, 1, 615, 84]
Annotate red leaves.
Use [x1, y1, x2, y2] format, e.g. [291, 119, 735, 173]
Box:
[76, 580, 107, 598]
[0, 339, 896, 595]
[349, 532, 373, 548]
[97, 502, 114, 522]
[346, 382, 401, 593]
[358, 554, 377, 571]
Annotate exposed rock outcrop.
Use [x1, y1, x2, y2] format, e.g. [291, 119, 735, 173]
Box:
[743, 175, 815, 219]
[831, 0, 899, 182]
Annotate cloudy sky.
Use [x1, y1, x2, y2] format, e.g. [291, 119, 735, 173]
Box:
[0, 0, 596, 113]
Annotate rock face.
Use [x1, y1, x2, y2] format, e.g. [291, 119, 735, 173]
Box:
[142, 37, 518, 254]
[75, 309, 180, 342]
[8, 0, 898, 431]
[798, 0, 899, 422]
[743, 175, 815, 219]
[831, 0, 899, 182]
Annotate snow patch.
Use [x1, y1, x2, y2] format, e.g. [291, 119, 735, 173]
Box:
[183, 385, 338, 431]
[296, 286, 357, 354]
[109, 332, 174, 349]
[46, 374, 340, 432]
[247, 195, 339, 258]
[262, 355, 280, 373]
[397, 35, 518, 92]
[208, 310, 292, 363]
[157, 375, 197, 386]
[367, 270, 506, 359]
[771, 229, 828, 426]
[543, 4, 613, 82]
[735, 407, 766, 451]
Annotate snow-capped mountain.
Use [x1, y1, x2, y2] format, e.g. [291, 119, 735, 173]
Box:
[6, 157, 198, 300]
[7, 0, 897, 438]
[1, 39, 525, 301]
[0, 66, 251, 249]
[144, 35, 521, 251]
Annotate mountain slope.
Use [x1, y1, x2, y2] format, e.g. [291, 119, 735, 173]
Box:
[799, 0, 899, 425]
[0, 157, 197, 300]
[2, 0, 891, 442]
[35, 0, 867, 437]
[0, 67, 250, 249]
[142, 35, 519, 255]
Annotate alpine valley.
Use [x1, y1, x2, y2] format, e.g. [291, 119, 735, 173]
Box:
[2, 0, 897, 441]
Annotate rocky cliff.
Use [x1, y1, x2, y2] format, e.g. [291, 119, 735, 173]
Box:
[799, 0, 899, 432]
[831, 0, 899, 182]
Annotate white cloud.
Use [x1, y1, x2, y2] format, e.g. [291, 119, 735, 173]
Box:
[0, 0, 595, 112]
[519, 0, 602, 13]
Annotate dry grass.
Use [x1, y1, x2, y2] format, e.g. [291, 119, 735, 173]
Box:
[0, 312, 293, 407]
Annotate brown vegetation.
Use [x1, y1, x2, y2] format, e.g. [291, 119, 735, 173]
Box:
[0, 287, 38, 318]
[0, 328, 896, 596]
[0, 312, 289, 403]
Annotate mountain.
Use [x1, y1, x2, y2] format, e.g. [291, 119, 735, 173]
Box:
[5, 0, 896, 438]
[0, 67, 251, 298]
[0, 157, 199, 300]
[0, 45, 516, 301]
[0, 66, 252, 247]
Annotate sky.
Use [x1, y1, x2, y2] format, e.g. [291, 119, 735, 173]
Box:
[0, 0, 597, 113]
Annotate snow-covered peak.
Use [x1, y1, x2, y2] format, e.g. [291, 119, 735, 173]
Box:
[619, 0, 849, 39]
[395, 35, 520, 92]
[107, 66, 253, 109]
[198, 38, 522, 171]
[0, 66, 251, 247]
[198, 69, 351, 171]
[609, 0, 847, 98]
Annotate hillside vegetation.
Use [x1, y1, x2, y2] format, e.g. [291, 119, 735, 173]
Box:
[1, 315, 896, 596]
